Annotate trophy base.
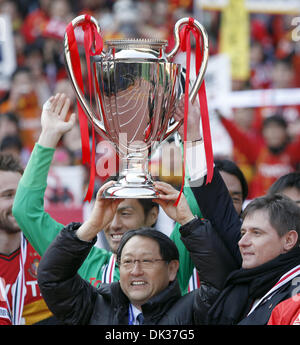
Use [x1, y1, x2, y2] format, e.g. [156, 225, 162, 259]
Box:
[102, 184, 159, 199]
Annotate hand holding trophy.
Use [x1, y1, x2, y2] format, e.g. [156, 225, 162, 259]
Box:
[64, 15, 211, 200]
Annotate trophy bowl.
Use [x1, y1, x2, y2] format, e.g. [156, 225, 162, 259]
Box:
[64, 16, 208, 198]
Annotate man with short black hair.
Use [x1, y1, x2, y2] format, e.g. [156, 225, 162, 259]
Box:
[214, 159, 248, 216]
[37, 179, 236, 325]
[268, 172, 300, 205]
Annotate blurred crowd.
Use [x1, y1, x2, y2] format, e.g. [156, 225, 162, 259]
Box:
[0, 0, 300, 200]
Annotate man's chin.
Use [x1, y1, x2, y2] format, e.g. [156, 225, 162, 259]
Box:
[110, 243, 120, 254]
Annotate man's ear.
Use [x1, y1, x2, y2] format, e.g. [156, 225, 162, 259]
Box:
[145, 206, 159, 227]
[168, 260, 179, 282]
[283, 230, 298, 251]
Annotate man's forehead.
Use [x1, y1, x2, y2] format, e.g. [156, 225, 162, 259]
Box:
[242, 209, 270, 227]
[282, 187, 300, 205]
[0, 170, 21, 191]
[117, 199, 141, 210]
[122, 236, 159, 255]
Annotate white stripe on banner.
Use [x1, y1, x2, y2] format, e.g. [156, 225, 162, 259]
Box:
[188, 267, 200, 292]
[211, 88, 300, 109]
[102, 254, 116, 284]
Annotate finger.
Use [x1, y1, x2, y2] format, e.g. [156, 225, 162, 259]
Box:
[42, 95, 56, 112]
[112, 198, 124, 207]
[42, 98, 53, 112]
[174, 111, 183, 122]
[154, 181, 177, 194]
[158, 193, 179, 201]
[54, 93, 66, 114]
[60, 97, 71, 121]
[152, 198, 167, 208]
[49, 93, 61, 113]
[62, 113, 76, 132]
[68, 113, 76, 127]
[96, 180, 116, 199]
[153, 197, 166, 204]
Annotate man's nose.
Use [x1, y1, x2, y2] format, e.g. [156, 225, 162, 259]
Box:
[238, 232, 251, 247]
[130, 261, 144, 275]
[109, 215, 122, 231]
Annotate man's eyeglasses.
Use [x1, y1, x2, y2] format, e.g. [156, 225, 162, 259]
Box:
[119, 258, 166, 270]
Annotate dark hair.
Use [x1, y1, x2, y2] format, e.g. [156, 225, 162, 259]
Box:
[117, 227, 179, 263]
[0, 153, 23, 174]
[0, 135, 23, 152]
[11, 66, 31, 81]
[138, 199, 159, 216]
[101, 176, 159, 223]
[242, 194, 300, 246]
[0, 112, 20, 127]
[262, 115, 287, 130]
[214, 159, 248, 201]
[268, 172, 300, 195]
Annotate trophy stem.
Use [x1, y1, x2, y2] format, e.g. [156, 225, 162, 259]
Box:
[102, 153, 159, 199]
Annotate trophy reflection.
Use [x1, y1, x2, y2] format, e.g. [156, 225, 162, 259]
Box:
[64, 15, 208, 198]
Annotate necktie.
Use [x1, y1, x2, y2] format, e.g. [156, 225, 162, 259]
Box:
[137, 313, 144, 325]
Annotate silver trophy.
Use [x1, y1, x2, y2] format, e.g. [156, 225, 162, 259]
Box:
[64, 15, 208, 198]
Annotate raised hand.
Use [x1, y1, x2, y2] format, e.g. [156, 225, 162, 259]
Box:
[38, 93, 76, 148]
[153, 181, 195, 225]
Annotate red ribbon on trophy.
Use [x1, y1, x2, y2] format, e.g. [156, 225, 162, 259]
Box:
[66, 15, 103, 202]
[174, 17, 213, 206]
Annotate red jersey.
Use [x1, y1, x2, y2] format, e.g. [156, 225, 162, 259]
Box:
[221, 116, 300, 198]
[268, 295, 300, 325]
[0, 239, 52, 325]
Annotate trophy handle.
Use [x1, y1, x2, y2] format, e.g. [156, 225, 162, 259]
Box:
[166, 17, 209, 104]
[162, 17, 209, 141]
[64, 15, 110, 140]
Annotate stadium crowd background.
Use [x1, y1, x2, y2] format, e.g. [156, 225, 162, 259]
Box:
[0, 0, 300, 217]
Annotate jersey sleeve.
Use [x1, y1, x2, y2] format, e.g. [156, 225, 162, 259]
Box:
[12, 143, 65, 256]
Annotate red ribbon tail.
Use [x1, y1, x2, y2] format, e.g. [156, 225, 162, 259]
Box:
[174, 30, 191, 207]
[198, 81, 214, 184]
[66, 16, 104, 202]
[84, 123, 96, 202]
[174, 17, 214, 207]
[66, 22, 91, 166]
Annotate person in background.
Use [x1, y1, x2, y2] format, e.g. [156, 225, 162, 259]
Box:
[0, 153, 56, 324]
[0, 135, 23, 161]
[268, 172, 300, 205]
[0, 112, 20, 144]
[228, 107, 258, 185]
[214, 159, 248, 216]
[220, 113, 300, 198]
[0, 67, 41, 150]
